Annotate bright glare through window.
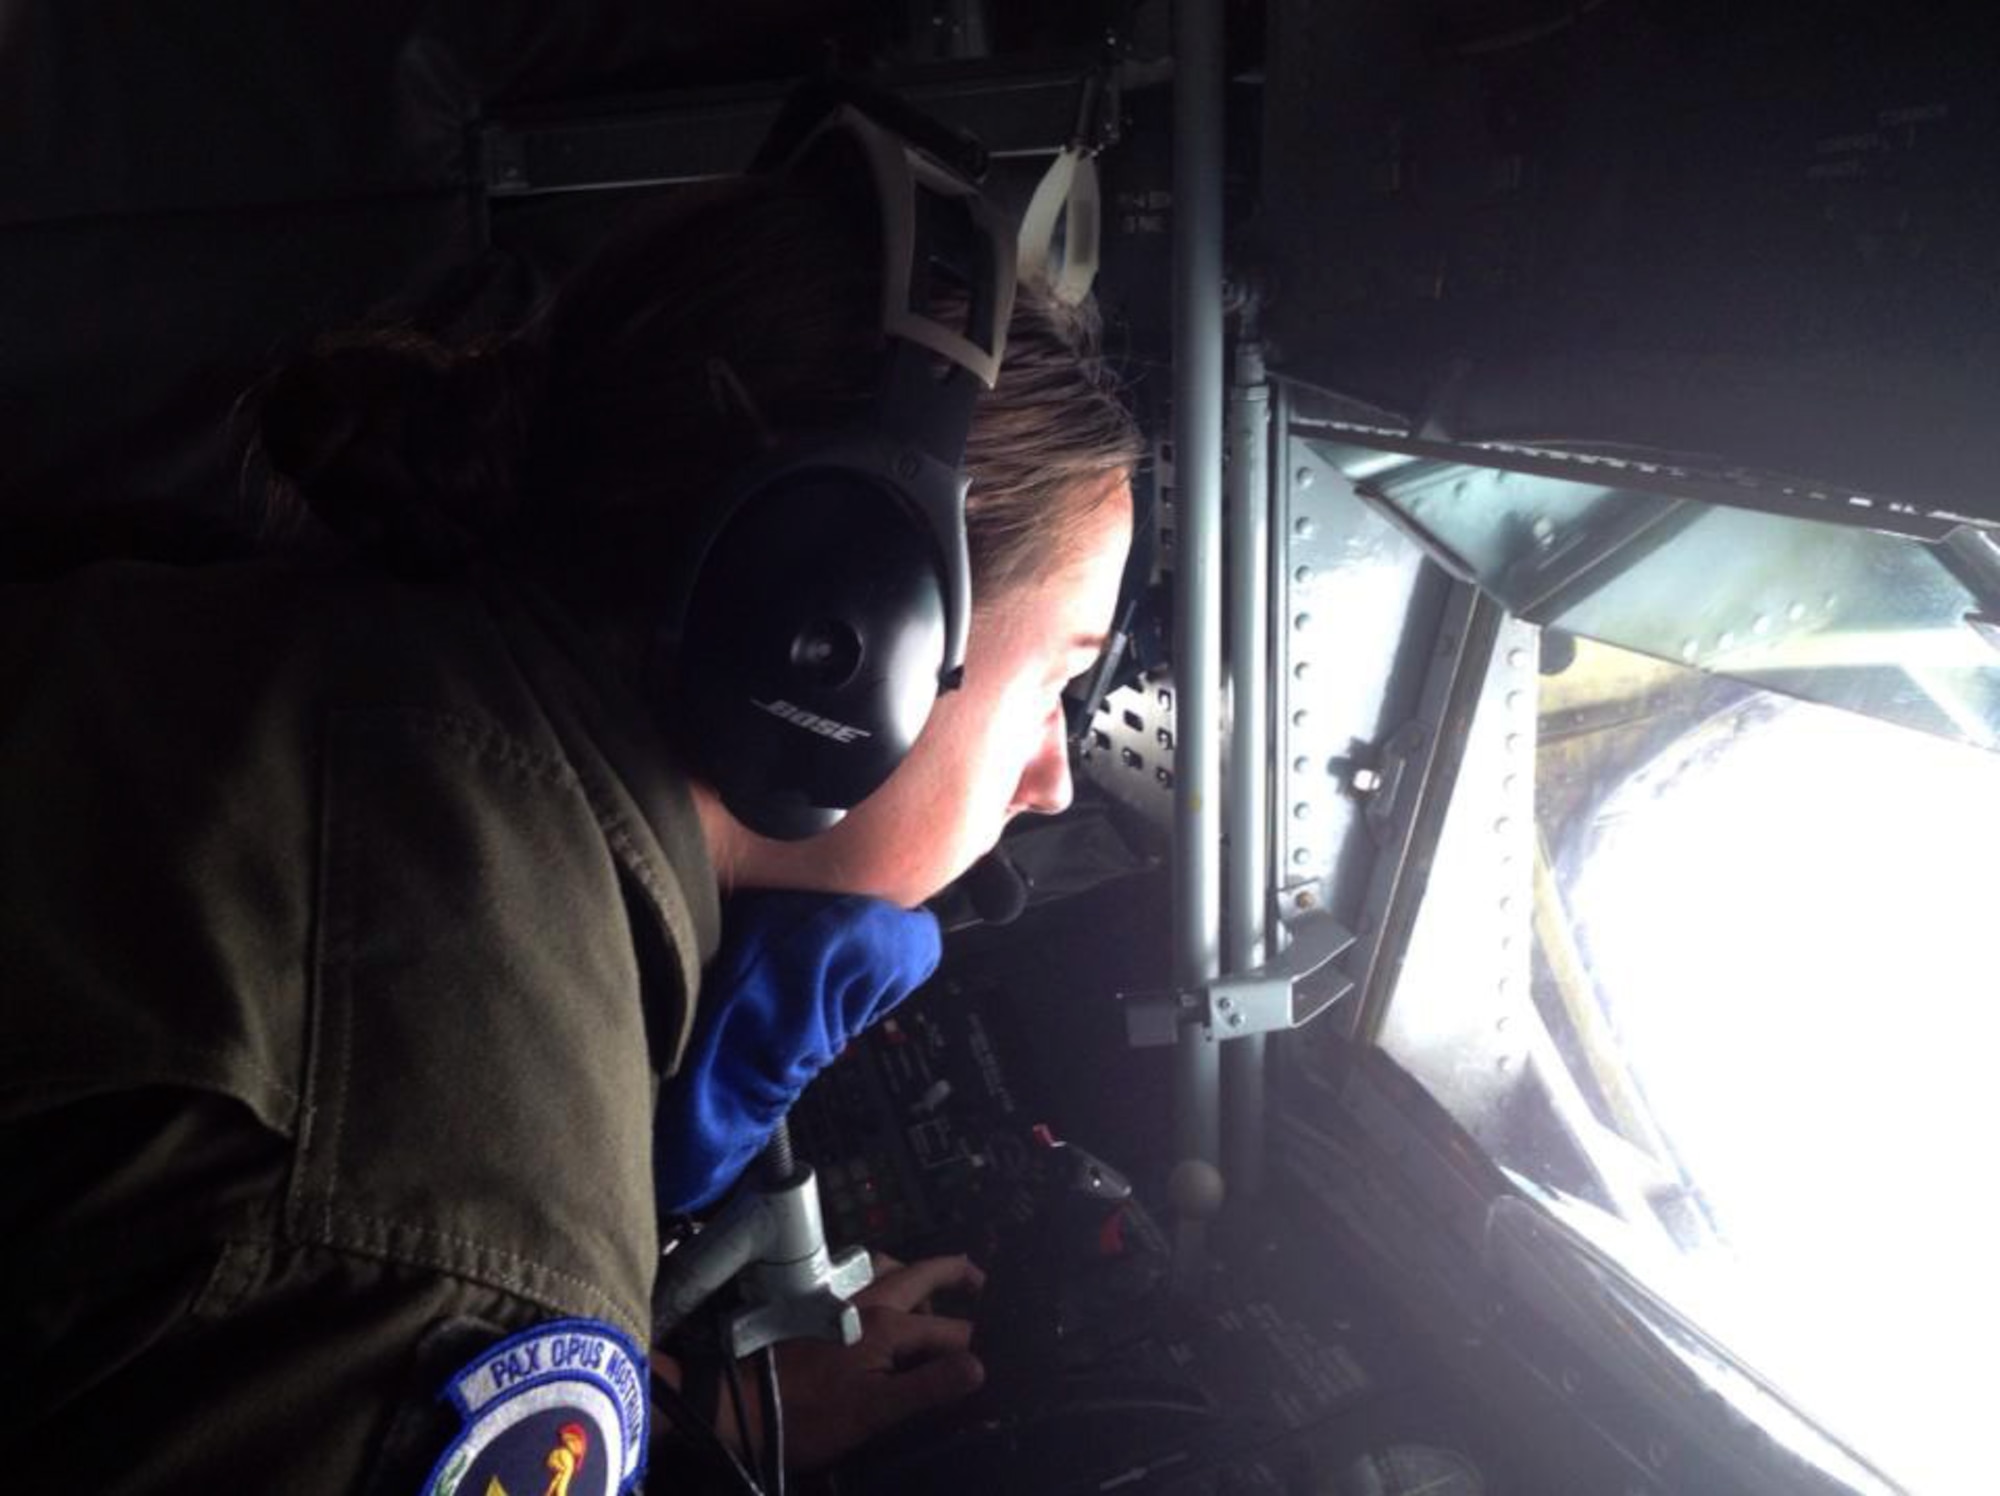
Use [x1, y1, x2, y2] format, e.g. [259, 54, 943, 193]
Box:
[1382, 631, 2000, 1495]
[1569, 681, 2000, 1496]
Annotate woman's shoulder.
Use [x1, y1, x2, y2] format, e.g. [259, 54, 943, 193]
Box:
[3, 551, 513, 699]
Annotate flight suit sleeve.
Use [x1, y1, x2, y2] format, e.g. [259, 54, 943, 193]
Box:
[3, 1084, 556, 1495]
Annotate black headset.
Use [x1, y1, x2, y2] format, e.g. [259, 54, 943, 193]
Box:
[663, 85, 1019, 842]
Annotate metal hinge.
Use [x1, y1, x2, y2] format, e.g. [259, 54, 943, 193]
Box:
[1121, 912, 1357, 1046]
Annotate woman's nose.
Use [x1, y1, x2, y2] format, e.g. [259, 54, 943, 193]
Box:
[1013, 713, 1075, 817]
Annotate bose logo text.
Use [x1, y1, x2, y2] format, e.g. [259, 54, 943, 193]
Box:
[753, 698, 872, 744]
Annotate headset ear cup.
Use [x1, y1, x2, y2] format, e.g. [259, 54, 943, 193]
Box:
[679, 475, 949, 840]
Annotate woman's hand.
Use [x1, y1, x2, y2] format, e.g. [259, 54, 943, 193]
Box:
[774, 1252, 987, 1471]
[652, 1253, 988, 1473]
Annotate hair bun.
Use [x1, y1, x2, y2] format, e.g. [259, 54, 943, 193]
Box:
[257, 330, 541, 573]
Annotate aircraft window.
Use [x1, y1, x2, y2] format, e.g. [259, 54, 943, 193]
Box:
[1377, 630, 1999, 1495]
[1306, 442, 2000, 758]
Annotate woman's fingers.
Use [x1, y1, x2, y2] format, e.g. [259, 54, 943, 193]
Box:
[858, 1253, 986, 1314]
[856, 1349, 986, 1440]
[874, 1307, 976, 1368]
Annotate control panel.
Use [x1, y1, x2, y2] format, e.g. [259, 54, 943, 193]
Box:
[789, 975, 1553, 1496]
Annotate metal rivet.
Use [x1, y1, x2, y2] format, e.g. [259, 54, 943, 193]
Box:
[1228, 1012, 1246, 1029]
[1294, 662, 1311, 680]
[1295, 890, 1316, 910]
[1506, 690, 1525, 709]
[1294, 565, 1314, 583]
[1295, 467, 1315, 489]
[1507, 648, 1528, 668]
[1294, 612, 1312, 631]
[1753, 613, 1772, 635]
[1293, 802, 1311, 820]
[1294, 517, 1316, 538]
[1292, 709, 1310, 727]
[1494, 816, 1512, 834]
[1504, 733, 1524, 752]
[1292, 848, 1311, 866]
[1217, 996, 1233, 1011]
[1294, 756, 1311, 774]
[1788, 601, 1807, 622]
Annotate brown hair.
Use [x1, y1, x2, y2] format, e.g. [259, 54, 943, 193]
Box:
[254, 170, 1143, 616]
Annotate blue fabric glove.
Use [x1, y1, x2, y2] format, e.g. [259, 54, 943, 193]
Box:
[655, 890, 942, 1215]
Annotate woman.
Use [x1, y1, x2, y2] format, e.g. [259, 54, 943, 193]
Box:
[0, 123, 1141, 1492]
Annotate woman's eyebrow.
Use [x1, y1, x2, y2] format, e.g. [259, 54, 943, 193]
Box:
[1057, 637, 1108, 674]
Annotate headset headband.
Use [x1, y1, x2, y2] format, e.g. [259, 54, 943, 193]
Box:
[794, 104, 1012, 389]
[665, 86, 1022, 839]
[749, 99, 1018, 687]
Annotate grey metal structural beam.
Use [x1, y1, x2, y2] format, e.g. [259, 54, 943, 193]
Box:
[1171, 0, 1225, 1175]
[1222, 339, 1272, 1199]
[483, 68, 1105, 197]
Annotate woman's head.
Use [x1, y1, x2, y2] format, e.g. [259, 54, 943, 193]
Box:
[702, 469, 1134, 908]
[259, 169, 1141, 604]
[256, 165, 1145, 901]
[510, 170, 1142, 606]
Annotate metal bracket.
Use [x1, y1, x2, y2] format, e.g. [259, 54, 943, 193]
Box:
[654, 1165, 873, 1359]
[727, 1234, 874, 1361]
[1123, 912, 1357, 1046]
[1068, 56, 1124, 156]
[1364, 719, 1429, 848]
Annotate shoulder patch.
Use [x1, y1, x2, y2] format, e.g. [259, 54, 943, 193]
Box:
[421, 1319, 648, 1496]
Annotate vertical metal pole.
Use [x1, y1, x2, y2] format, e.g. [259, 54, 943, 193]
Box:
[1222, 339, 1271, 1199]
[1172, 0, 1226, 1178]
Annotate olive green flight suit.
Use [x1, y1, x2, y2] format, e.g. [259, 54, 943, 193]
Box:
[0, 555, 719, 1492]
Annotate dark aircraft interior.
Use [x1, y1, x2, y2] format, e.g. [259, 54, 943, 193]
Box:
[8, 3, 1998, 1492]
